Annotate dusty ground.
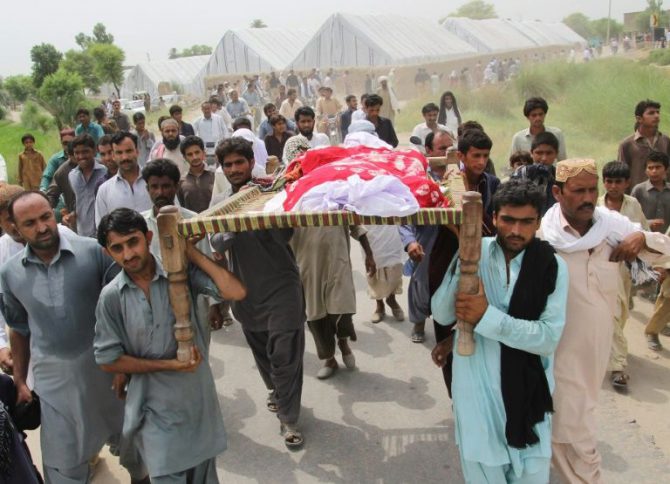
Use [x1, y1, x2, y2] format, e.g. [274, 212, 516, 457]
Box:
[24, 248, 670, 483]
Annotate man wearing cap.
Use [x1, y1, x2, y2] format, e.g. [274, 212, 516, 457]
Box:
[540, 158, 670, 483]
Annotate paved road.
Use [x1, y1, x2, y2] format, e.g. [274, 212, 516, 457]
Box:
[27, 248, 670, 483]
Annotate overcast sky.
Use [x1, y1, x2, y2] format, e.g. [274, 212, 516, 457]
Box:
[1, 0, 647, 76]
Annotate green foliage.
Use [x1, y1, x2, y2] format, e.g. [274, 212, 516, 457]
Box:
[398, 59, 670, 173]
[168, 45, 212, 59]
[564, 12, 624, 42]
[0, 120, 61, 183]
[3, 75, 34, 106]
[30, 43, 63, 88]
[88, 44, 125, 96]
[250, 19, 268, 28]
[647, 49, 670, 65]
[75, 23, 115, 49]
[563, 13, 593, 39]
[20, 101, 54, 132]
[591, 18, 624, 40]
[37, 69, 86, 129]
[61, 50, 100, 92]
[637, 0, 669, 32]
[448, 0, 497, 20]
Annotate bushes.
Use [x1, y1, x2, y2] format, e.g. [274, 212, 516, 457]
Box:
[647, 49, 670, 66]
[20, 101, 54, 132]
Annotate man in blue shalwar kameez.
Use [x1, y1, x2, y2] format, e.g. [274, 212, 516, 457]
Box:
[431, 180, 568, 483]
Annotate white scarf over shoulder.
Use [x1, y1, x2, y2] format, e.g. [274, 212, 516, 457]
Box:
[541, 204, 641, 253]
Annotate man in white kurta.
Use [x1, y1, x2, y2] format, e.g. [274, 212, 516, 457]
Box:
[540, 159, 670, 483]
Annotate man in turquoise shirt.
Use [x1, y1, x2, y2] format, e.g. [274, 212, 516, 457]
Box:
[74, 107, 105, 143]
[431, 180, 568, 483]
[94, 208, 246, 482]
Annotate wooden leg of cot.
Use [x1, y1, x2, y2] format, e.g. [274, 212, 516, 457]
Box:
[157, 206, 194, 362]
[456, 191, 483, 356]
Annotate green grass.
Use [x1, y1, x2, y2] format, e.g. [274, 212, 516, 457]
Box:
[0, 119, 61, 184]
[396, 58, 670, 178]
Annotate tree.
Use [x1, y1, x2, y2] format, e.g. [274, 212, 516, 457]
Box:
[168, 45, 212, 58]
[37, 69, 85, 129]
[3, 75, 34, 107]
[61, 50, 100, 93]
[448, 0, 496, 20]
[591, 18, 624, 40]
[88, 43, 125, 96]
[250, 19, 268, 28]
[637, 0, 669, 32]
[563, 13, 593, 39]
[75, 22, 115, 49]
[30, 43, 63, 88]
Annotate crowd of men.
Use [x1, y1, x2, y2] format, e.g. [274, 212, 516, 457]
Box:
[1, 64, 670, 484]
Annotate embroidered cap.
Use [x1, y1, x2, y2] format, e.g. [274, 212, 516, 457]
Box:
[555, 158, 598, 182]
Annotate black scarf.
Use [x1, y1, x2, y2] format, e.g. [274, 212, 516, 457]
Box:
[501, 237, 557, 449]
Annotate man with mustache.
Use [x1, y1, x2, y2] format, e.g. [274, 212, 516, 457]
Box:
[95, 131, 152, 227]
[149, 119, 188, 175]
[139, 158, 227, 334]
[431, 179, 568, 483]
[0, 191, 147, 483]
[539, 159, 670, 483]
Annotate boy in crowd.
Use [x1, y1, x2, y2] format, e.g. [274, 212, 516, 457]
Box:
[18, 133, 46, 190]
[510, 97, 567, 161]
[598, 161, 649, 385]
[530, 132, 560, 166]
[132, 112, 155, 168]
[631, 152, 670, 350]
[631, 151, 670, 233]
[178, 136, 215, 213]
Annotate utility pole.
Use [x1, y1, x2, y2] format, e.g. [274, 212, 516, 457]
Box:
[606, 0, 612, 42]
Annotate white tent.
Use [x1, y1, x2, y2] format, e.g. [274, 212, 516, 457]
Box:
[201, 28, 312, 76]
[507, 20, 585, 47]
[289, 13, 477, 69]
[121, 56, 210, 100]
[441, 17, 539, 53]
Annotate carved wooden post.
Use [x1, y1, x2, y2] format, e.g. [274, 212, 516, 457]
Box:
[157, 206, 194, 362]
[456, 191, 483, 356]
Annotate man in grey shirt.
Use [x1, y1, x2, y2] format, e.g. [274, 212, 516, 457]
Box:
[111, 99, 131, 131]
[210, 137, 306, 449]
[95, 208, 245, 482]
[68, 134, 108, 237]
[0, 191, 146, 483]
[510, 97, 567, 161]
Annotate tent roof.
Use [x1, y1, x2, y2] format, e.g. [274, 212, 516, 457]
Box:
[506, 20, 578, 47]
[441, 17, 539, 53]
[290, 13, 477, 68]
[130, 56, 210, 86]
[203, 28, 313, 75]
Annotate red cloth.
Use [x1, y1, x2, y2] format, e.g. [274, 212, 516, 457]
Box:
[283, 146, 445, 211]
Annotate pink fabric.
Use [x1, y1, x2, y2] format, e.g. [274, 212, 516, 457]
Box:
[283, 146, 445, 211]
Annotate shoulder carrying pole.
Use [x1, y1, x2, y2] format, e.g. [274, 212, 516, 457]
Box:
[456, 191, 482, 356]
[157, 206, 194, 362]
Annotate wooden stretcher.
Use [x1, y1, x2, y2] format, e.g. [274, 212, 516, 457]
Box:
[157, 172, 482, 361]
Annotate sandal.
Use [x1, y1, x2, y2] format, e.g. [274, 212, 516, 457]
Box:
[411, 331, 425, 343]
[611, 371, 629, 389]
[280, 423, 304, 449]
[266, 395, 279, 413]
